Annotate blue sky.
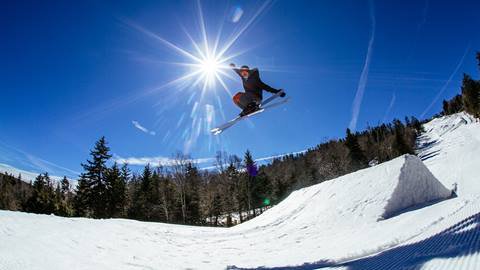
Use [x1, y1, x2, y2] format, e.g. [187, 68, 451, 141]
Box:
[1, 0, 479, 178]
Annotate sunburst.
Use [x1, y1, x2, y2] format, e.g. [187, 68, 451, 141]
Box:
[126, 0, 273, 152]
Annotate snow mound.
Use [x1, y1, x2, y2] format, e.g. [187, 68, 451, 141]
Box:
[236, 154, 451, 234]
[382, 154, 451, 219]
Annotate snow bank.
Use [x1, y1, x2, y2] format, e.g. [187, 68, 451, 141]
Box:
[418, 112, 480, 195]
[382, 154, 451, 219]
[422, 111, 476, 139]
[236, 154, 451, 232]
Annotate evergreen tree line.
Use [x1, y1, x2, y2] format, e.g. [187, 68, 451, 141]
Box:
[0, 173, 31, 211]
[442, 52, 480, 117]
[0, 171, 73, 216]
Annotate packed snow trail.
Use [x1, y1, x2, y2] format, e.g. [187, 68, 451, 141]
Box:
[1, 113, 480, 270]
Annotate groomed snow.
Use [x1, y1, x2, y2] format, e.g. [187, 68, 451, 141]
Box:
[1, 113, 480, 269]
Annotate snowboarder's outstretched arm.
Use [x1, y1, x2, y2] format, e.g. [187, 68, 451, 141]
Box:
[261, 82, 280, 94]
[252, 68, 284, 95]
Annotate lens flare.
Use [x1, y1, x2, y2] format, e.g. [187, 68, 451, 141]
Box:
[125, 0, 273, 152]
[202, 57, 219, 76]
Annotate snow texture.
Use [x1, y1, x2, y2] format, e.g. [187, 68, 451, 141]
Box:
[382, 154, 451, 219]
[1, 112, 480, 269]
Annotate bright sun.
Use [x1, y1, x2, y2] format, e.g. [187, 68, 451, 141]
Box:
[201, 57, 220, 76]
[127, 0, 272, 96]
[188, 51, 227, 89]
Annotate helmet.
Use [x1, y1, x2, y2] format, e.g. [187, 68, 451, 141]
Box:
[240, 65, 249, 70]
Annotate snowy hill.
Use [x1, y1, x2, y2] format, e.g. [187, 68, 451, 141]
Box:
[1, 113, 480, 269]
[418, 112, 480, 195]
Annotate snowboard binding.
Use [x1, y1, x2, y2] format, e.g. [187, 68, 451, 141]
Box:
[239, 102, 260, 117]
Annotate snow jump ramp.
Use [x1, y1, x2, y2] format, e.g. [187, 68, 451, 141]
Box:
[236, 154, 452, 232]
[380, 154, 452, 219]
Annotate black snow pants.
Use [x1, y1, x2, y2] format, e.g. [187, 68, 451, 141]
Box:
[232, 92, 261, 110]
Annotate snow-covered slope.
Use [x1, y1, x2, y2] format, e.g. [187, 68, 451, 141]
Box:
[233, 154, 451, 234]
[418, 112, 480, 195]
[1, 113, 479, 270]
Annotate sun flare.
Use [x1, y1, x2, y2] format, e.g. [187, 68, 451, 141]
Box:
[126, 0, 273, 151]
[194, 54, 226, 87]
[201, 57, 220, 76]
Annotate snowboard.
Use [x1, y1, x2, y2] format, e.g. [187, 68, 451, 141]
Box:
[210, 90, 289, 135]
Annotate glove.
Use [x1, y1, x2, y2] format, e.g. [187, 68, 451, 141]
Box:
[229, 63, 235, 67]
[278, 89, 286, 97]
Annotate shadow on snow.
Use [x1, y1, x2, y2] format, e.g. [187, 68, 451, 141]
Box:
[228, 212, 480, 270]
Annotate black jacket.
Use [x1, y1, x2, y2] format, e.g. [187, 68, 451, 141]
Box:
[233, 68, 279, 99]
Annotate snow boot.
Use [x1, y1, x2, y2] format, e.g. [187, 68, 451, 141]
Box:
[239, 102, 260, 117]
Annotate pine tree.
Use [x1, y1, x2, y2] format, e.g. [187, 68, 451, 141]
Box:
[137, 164, 153, 220]
[442, 100, 450, 115]
[150, 169, 161, 220]
[211, 192, 222, 226]
[105, 162, 127, 218]
[252, 170, 272, 214]
[25, 173, 55, 214]
[244, 150, 256, 218]
[451, 95, 464, 114]
[393, 119, 413, 155]
[344, 128, 367, 169]
[74, 175, 88, 216]
[461, 74, 480, 117]
[127, 175, 141, 219]
[54, 182, 65, 216]
[0, 173, 17, 210]
[476, 51, 480, 70]
[119, 163, 130, 216]
[61, 177, 70, 195]
[185, 163, 201, 224]
[78, 136, 112, 218]
[56, 176, 73, 216]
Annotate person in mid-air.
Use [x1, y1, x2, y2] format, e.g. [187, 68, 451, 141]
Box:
[229, 63, 286, 116]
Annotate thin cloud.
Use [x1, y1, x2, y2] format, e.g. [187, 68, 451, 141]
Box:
[418, 0, 429, 31]
[382, 92, 396, 123]
[132, 120, 156, 136]
[0, 140, 80, 178]
[118, 149, 308, 169]
[254, 150, 308, 162]
[115, 155, 215, 166]
[199, 150, 308, 171]
[349, 0, 376, 131]
[420, 45, 470, 119]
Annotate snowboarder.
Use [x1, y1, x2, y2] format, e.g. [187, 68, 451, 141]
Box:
[229, 63, 286, 116]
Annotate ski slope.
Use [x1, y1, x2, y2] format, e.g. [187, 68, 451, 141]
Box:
[1, 113, 480, 270]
